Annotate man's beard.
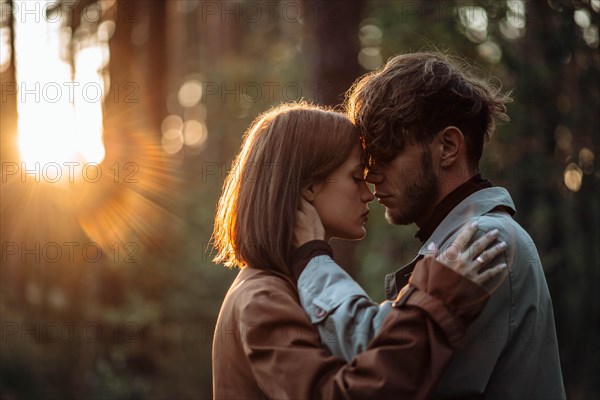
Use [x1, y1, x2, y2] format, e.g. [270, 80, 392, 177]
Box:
[385, 149, 439, 225]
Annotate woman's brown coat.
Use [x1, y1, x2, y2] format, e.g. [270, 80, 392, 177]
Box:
[212, 257, 489, 399]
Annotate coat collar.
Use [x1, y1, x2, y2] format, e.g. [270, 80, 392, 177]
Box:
[385, 187, 516, 300]
[236, 265, 297, 289]
[417, 187, 515, 257]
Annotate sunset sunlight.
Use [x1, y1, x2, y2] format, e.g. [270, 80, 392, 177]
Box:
[14, 0, 106, 177]
[1, 1, 597, 398]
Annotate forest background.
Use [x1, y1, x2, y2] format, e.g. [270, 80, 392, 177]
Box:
[1, 0, 598, 398]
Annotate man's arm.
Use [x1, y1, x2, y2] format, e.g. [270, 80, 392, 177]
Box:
[296, 253, 391, 362]
[289, 240, 391, 361]
[291, 225, 506, 363]
[431, 216, 513, 397]
[240, 257, 490, 400]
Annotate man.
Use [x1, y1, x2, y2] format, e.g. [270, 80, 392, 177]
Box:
[292, 53, 566, 399]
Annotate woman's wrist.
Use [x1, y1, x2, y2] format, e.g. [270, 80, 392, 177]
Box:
[289, 240, 332, 282]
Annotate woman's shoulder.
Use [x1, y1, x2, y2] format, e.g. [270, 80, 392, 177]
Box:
[223, 267, 301, 321]
[227, 267, 297, 302]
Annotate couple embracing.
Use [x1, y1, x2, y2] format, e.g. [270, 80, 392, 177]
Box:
[211, 52, 565, 399]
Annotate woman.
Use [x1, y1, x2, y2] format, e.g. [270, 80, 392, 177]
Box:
[211, 102, 506, 399]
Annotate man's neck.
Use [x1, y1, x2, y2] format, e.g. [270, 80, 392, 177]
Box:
[414, 173, 492, 242]
[415, 172, 476, 228]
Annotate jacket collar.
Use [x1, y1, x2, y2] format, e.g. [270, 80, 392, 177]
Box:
[236, 265, 297, 289]
[417, 187, 515, 256]
[415, 174, 493, 243]
[385, 187, 516, 300]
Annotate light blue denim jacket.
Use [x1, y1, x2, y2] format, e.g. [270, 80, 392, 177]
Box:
[297, 187, 566, 399]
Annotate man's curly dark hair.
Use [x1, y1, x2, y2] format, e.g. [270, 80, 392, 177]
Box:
[346, 52, 512, 170]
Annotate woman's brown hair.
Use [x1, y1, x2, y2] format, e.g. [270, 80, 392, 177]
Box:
[212, 102, 358, 274]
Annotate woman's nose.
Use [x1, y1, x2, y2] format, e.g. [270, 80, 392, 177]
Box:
[361, 182, 375, 203]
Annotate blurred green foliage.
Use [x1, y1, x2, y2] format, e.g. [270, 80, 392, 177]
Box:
[1, 0, 598, 399]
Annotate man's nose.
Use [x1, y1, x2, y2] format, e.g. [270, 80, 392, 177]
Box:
[365, 170, 384, 184]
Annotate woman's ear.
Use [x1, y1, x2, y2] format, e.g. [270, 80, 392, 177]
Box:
[301, 181, 321, 202]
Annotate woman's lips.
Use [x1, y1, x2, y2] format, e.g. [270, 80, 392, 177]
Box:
[361, 211, 369, 222]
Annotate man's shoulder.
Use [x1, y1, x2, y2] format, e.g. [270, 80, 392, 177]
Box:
[475, 210, 540, 262]
[439, 207, 533, 250]
[471, 209, 552, 309]
[476, 208, 533, 241]
[436, 208, 545, 287]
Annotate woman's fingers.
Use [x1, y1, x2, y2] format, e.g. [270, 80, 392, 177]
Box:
[298, 198, 309, 213]
[474, 240, 507, 270]
[435, 222, 509, 287]
[473, 263, 508, 285]
[440, 222, 479, 264]
[437, 222, 482, 268]
[469, 229, 499, 256]
[467, 229, 500, 262]
[426, 241, 438, 256]
[293, 198, 325, 247]
[452, 221, 480, 253]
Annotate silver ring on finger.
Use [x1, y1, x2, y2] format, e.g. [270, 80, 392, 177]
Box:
[475, 255, 485, 266]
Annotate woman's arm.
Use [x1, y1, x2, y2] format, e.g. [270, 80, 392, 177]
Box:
[291, 222, 507, 363]
[238, 256, 494, 399]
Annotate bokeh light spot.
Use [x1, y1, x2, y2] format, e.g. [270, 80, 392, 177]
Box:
[183, 120, 208, 148]
[178, 80, 203, 108]
[477, 41, 502, 63]
[564, 163, 583, 192]
[358, 47, 382, 70]
[579, 148, 595, 174]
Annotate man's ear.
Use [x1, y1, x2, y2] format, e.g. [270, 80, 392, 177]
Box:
[438, 126, 464, 168]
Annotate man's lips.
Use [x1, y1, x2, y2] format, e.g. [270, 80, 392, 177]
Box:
[375, 193, 392, 205]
